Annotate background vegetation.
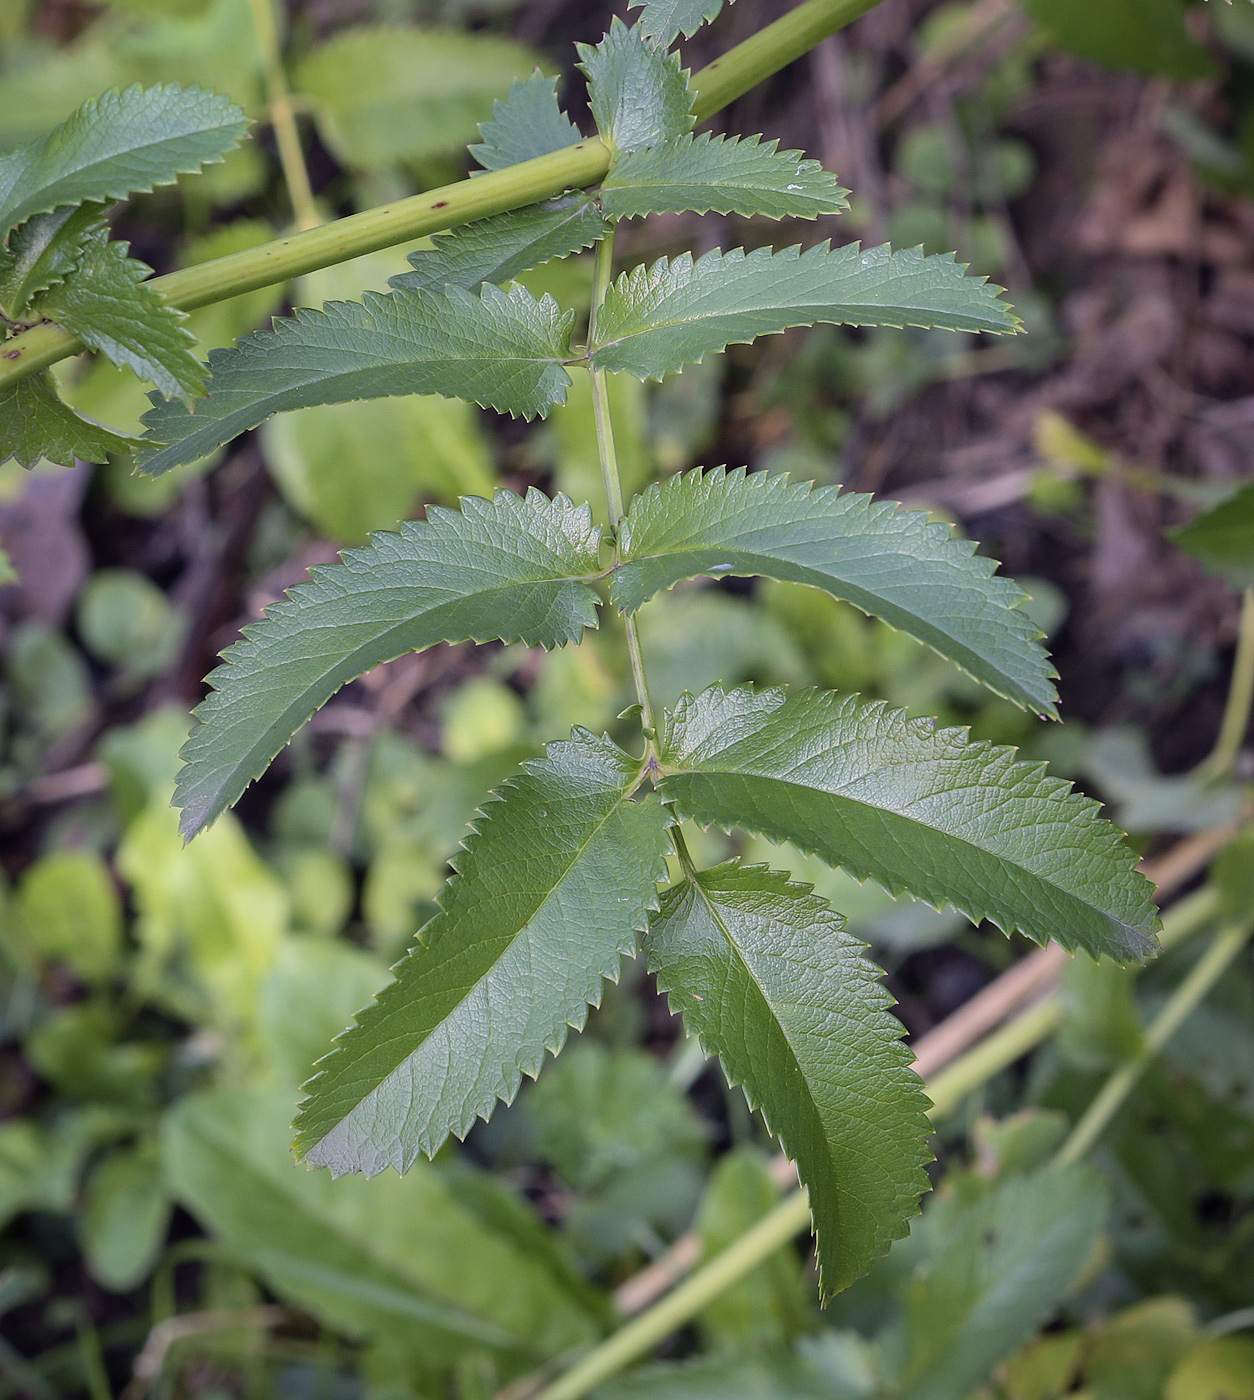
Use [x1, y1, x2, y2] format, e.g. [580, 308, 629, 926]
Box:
[1, 0, 1252, 1397]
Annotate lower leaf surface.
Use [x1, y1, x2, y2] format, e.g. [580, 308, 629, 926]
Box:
[647, 861, 931, 1297]
[294, 731, 671, 1175]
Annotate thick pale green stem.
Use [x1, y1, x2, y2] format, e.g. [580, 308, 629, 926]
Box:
[588, 229, 657, 739]
[519, 885, 1221, 1400]
[1053, 917, 1254, 1168]
[247, 0, 319, 231]
[1202, 586, 1254, 782]
[0, 0, 885, 388]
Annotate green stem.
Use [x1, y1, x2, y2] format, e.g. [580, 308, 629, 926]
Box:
[246, 0, 320, 231]
[0, 0, 885, 388]
[588, 229, 657, 739]
[531, 1190, 814, 1400]
[520, 885, 1222, 1400]
[1053, 918, 1254, 1168]
[1202, 586, 1254, 782]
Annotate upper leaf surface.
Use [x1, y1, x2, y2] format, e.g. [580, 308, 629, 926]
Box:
[39, 229, 204, 400]
[588, 243, 1019, 379]
[138, 283, 574, 476]
[0, 84, 247, 235]
[628, 0, 726, 48]
[658, 686, 1160, 962]
[391, 197, 608, 296]
[578, 19, 694, 156]
[293, 732, 671, 1174]
[648, 861, 930, 1297]
[175, 489, 603, 839]
[0, 205, 102, 319]
[600, 134, 848, 222]
[1171, 481, 1254, 589]
[616, 468, 1057, 716]
[0, 373, 142, 470]
[470, 71, 582, 172]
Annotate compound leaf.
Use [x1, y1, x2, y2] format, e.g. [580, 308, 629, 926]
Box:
[39, 227, 203, 400]
[1171, 481, 1254, 589]
[392, 196, 608, 296]
[616, 468, 1057, 716]
[0, 204, 102, 319]
[0, 373, 142, 469]
[601, 133, 847, 222]
[628, 0, 727, 48]
[175, 489, 603, 839]
[0, 84, 247, 235]
[648, 861, 930, 1296]
[578, 19, 693, 156]
[138, 283, 574, 475]
[293, 731, 670, 1174]
[901, 1165, 1108, 1400]
[589, 243, 1019, 380]
[470, 71, 582, 172]
[658, 686, 1160, 963]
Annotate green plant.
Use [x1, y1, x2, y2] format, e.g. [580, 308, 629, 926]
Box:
[0, 0, 1162, 1308]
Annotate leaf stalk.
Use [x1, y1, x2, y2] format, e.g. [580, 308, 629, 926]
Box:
[1201, 585, 1254, 782]
[246, 0, 320, 231]
[589, 227, 658, 740]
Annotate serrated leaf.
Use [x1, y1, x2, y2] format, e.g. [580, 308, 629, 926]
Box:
[38, 227, 203, 400]
[391, 196, 608, 296]
[628, 0, 727, 48]
[470, 71, 582, 172]
[589, 243, 1019, 380]
[658, 686, 1160, 962]
[0, 372, 142, 469]
[0, 84, 247, 235]
[174, 488, 603, 839]
[293, 731, 671, 1174]
[0, 204, 102, 319]
[601, 134, 847, 222]
[901, 1165, 1108, 1400]
[1170, 481, 1254, 589]
[578, 19, 694, 156]
[137, 282, 575, 476]
[615, 468, 1057, 716]
[648, 861, 930, 1296]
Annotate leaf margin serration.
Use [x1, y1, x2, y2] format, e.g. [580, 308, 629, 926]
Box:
[647, 858, 933, 1298]
[136, 280, 576, 475]
[588, 241, 1021, 381]
[657, 683, 1161, 964]
[292, 728, 672, 1175]
[613, 466, 1059, 717]
[173, 487, 604, 840]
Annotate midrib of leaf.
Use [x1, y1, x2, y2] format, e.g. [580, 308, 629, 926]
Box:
[662, 758, 1137, 950]
[320, 770, 649, 1123]
[681, 868, 830, 1155]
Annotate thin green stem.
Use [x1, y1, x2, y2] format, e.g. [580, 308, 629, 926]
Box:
[0, 0, 886, 387]
[588, 228, 657, 739]
[1053, 918, 1254, 1168]
[1202, 586, 1254, 782]
[517, 885, 1222, 1400]
[530, 1190, 814, 1400]
[246, 0, 320, 231]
